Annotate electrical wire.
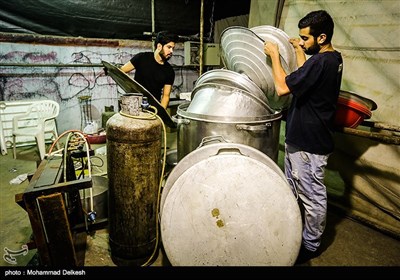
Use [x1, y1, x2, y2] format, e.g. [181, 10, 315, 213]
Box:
[47, 129, 92, 156]
[47, 129, 95, 226]
[63, 131, 94, 226]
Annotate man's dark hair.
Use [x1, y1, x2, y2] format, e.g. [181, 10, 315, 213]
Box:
[298, 10, 334, 44]
[154, 31, 179, 48]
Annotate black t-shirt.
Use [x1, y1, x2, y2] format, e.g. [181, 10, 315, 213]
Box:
[285, 51, 343, 154]
[130, 52, 175, 101]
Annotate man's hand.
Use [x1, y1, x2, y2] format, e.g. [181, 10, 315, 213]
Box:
[264, 42, 279, 57]
[289, 38, 302, 50]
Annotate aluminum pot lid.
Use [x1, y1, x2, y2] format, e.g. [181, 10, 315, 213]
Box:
[220, 26, 292, 110]
[160, 143, 302, 266]
[161, 143, 287, 208]
[250, 25, 298, 73]
[194, 68, 268, 105]
[188, 82, 274, 117]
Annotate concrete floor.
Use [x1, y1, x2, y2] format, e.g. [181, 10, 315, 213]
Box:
[1, 130, 399, 270]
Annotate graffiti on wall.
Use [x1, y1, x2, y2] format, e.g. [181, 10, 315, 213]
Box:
[0, 44, 196, 132]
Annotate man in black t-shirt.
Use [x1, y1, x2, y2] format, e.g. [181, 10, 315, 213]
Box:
[121, 31, 179, 109]
[264, 10, 343, 264]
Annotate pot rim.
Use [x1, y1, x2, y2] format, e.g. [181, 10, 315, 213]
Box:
[190, 82, 274, 114]
[194, 68, 268, 105]
[177, 102, 282, 123]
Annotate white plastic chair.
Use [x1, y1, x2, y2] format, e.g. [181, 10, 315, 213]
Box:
[12, 100, 60, 160]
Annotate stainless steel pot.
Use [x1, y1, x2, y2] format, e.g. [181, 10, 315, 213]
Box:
[174, 102, 282, 162]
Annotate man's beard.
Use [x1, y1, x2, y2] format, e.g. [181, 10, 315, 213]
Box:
[304, 41, 321, 55]
[160, 50, 171, 61]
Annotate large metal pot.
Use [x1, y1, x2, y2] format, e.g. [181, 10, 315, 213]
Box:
[174, 102, 282, 162]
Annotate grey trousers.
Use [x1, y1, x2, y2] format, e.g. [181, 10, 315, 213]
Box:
[284, 143, 330, 252]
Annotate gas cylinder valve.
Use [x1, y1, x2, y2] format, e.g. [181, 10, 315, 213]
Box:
[87, 211, 97, 222]
[141, 97, 150, 110]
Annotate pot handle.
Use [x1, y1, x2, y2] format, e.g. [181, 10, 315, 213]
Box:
[235, 123, 271, 132]
[198, 135, 228, 148]
[171, 114, 190, 125]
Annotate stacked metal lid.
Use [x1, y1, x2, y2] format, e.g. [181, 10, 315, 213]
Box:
[220, 25, 297, 110]
[186, 25, 296, 121]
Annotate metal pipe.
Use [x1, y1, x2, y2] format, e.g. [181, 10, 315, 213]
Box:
[274, 0, 286, 27]
[151, 0, 155, 52]
[0, 63, 103, 68]
[0, 32, 122, 47]
[0, 63, 187, 69]
[199, 0, 204, 76]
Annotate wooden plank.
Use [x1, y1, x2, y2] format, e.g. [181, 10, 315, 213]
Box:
[24, 157, 92, 196]
[361, 120, 400, 133]
[73, 231, 88, 266]
[14, 192, 25, 210]
[23, 194, 52, 265]
[37, 193, 78, 266]
[28, 158, 63, 190]
[337, 127, 400, 145]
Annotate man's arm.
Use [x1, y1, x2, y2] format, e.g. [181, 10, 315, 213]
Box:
[160, 84, 172, 109]
[264, 42, 291, 96]
[289, 38, 306, 67]
[120, 61, 135, 73]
